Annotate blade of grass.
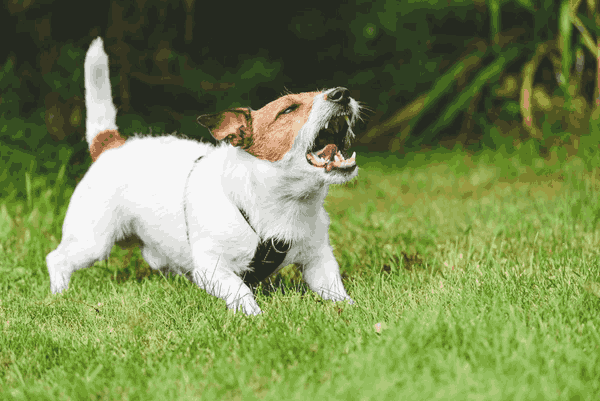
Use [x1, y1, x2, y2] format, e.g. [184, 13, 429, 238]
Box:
[560, 0, 573, 105]
[488, 0, 501, 46]
[399, 48, 486, 143]
[25, 159, 35, 212]
[572, 13, 598, 53]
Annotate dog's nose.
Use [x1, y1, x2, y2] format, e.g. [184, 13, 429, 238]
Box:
[327, 87, 350, 105]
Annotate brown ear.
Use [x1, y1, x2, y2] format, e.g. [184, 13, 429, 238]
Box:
[197, 108, 253, 145]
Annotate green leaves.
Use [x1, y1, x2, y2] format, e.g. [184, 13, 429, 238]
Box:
[428, 46, 521, 137]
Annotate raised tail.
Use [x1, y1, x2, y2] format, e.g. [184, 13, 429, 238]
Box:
[84, 37, 124, 161]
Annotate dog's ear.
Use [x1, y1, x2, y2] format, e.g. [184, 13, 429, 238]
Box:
[197, 108, 253, 147]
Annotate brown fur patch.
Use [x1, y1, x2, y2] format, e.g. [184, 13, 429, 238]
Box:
[90, 129, 126, 162]
[198, 92, 320, 162]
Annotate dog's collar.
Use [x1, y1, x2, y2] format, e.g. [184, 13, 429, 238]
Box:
[184, 155, 291, 287]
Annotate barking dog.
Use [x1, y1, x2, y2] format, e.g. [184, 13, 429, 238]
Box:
[46, 37, 361, 315]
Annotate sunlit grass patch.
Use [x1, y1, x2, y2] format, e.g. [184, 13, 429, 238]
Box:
[1, 147, 599, 400]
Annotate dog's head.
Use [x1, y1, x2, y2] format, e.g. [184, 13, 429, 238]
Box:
[197, 87, 361, 185]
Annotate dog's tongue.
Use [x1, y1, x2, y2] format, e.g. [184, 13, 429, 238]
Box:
[316, 144, 338, 162]
[306, 144, 357, 172]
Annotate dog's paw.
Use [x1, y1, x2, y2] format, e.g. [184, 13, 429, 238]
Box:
[228, 297, 263, 316]
[332, 295, 355, 305]
[243, 306, 263, 316]
[48, 271, 70, 294]
[47, 251, 71, 294]
[50, 281, 68, 294]
[50, 275, 69, 294]
[319, 290, 354, 305]
[48, 272, 69, 294]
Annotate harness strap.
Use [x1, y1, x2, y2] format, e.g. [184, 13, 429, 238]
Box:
[184, 155, 291, 287]
[237, 208, 291, 286]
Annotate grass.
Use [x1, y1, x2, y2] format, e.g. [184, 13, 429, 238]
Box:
[1, 145, 600, 400]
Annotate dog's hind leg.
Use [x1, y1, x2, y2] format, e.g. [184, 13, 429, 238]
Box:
[140, 245, 168, 271]
[46, 234, 114, 293]
[47, 162, 124, 293]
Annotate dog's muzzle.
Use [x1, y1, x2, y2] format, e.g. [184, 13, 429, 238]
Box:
[306, 87, 358, 173]
[306, 115, 357, 172]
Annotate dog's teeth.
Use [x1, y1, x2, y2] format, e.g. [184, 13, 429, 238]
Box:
[334, 154, 341, 162]
[307, 153, 327, 167]
[325, 121, 329, 129]
[350, 151, 356, 160]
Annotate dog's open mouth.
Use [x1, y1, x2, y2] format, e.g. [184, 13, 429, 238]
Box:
[306, 115, 357, 172]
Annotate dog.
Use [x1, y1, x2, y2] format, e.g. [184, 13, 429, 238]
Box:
[46, 37, 361, 315]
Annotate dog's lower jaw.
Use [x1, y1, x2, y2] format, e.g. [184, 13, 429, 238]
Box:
[292, 152, 358, 186]
[323, 167, 359, 185]
[285, 161, 358, 189]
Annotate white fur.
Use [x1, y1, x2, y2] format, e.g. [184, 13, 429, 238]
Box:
[47, 37, 357, 315]
[84, 37, 118, 144]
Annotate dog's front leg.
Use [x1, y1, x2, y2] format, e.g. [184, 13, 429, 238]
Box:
[187, 252, 262, 315]
[301, 247, 354, 305]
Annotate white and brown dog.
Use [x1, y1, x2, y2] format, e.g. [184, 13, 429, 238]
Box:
[46, 37, 360, 315]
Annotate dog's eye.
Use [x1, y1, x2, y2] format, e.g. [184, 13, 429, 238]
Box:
[278, 104, 299, 118]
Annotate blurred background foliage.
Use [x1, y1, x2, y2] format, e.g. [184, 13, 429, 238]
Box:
[1, 0, 600, 200]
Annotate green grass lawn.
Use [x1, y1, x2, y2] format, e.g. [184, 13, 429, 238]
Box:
[1, 146, 599, 400]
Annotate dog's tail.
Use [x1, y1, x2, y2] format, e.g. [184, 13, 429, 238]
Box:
[84, 37, 124, 161]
